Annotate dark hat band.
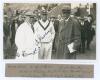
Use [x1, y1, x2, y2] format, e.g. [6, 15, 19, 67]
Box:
[62, 9, 71, 14]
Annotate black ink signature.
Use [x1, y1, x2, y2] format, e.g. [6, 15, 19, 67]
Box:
[40, 30, 51, 40]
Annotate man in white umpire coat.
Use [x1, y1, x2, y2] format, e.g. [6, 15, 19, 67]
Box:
[15, 11, 39, 60]
[34, 10, 55, 59]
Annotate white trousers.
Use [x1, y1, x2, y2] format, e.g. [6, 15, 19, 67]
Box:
[39, 42, 53, 59]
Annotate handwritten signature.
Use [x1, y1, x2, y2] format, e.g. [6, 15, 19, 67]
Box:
[40, 30, 51, 40]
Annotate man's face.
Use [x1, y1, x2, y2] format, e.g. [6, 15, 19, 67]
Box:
[63, 12, 70, 19]
[58, 15, 62, 20]
[22, 17, 25, 22]
[30, 17, 35, 24]
[88, 16, 92, 21]
[41, 14, 47, 22]
[25, 16, 30, 23]
[18, 15, 22, 21]
[51, 17, 55, 22]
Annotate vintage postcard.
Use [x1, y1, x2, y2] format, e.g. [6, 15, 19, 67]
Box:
[0, 0, 99, 80]
[3, 3, 96, 60]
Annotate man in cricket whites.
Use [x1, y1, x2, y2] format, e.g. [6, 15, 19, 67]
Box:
[34, 10, 55, 59]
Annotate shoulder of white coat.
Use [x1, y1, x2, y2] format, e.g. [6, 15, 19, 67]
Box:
[16, 22, 26, 32]
[33, 21, 40, 29]
[19, 22, 27, 28]
[33, 20, 40, 26]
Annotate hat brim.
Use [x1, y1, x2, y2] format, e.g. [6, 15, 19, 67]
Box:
[25, 15, 35, 17]
[62, 9, 71, 14]
[41, 13, 47, 15]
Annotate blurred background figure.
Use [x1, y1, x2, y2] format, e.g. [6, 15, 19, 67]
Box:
[84, 14, 95, 50]
[3, 14, 11, 59]
[79, 18, 86, 53]
[57, 15, 63, 21]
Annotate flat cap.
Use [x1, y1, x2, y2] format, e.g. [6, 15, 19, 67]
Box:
[25, 11, 35, 17]
[50, 15, 56, 18]
[80, 17, 84, 21]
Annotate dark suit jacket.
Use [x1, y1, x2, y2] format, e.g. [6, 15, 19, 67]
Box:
[84, 20, 92, 39]
[3, 22, 10, 38]
[57, 17, 81, 59]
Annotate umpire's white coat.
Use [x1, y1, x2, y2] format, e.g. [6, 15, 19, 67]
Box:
[34, 20, 55, 59]
[15, 22, 38, 60]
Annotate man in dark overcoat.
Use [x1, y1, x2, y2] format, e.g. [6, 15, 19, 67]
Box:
[56, 6, 81, 59]
[84, 15, 95, 50]
[3, 15, 11, 58]
[79, 18, 87, 53]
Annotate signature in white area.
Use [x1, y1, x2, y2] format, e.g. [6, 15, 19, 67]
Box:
[21, 47, 40, 57]
[40, 30, 51, 40]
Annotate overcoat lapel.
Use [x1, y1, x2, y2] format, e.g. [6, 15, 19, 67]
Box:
[61, 17, 73, 32]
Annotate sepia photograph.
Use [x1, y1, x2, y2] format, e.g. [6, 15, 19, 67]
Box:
[3, 3, 96, 60]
